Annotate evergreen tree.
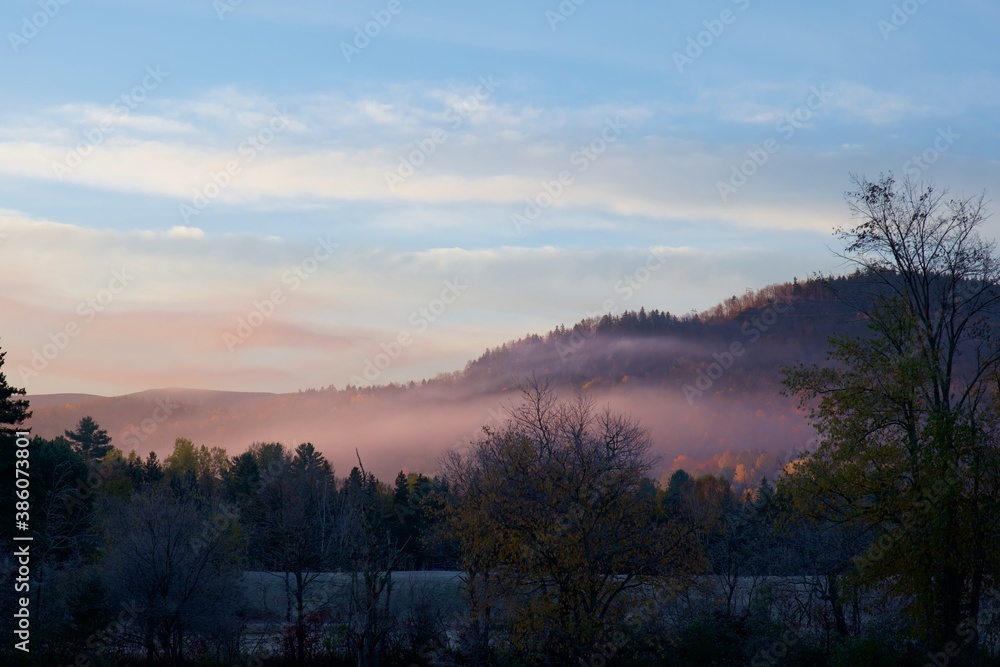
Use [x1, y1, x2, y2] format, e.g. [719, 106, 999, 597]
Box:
[64, 415, 113, 460]
[144, 451, 164, 486]
[0, 343, 31, 542]
[0, 343, 30, 441]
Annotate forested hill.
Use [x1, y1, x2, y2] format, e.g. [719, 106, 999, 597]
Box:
[452, 272, 869, 395]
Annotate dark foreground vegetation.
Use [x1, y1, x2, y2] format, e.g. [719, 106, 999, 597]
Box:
[3, 176, 1000, 666]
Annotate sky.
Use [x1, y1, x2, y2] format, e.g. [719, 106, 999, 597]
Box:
[1, 0, 998, 396]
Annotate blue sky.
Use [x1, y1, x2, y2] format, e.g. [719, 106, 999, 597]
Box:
[1, 0, 998, 395]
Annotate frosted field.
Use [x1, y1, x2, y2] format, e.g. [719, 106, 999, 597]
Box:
[237, 571, 1000, 651]
[241, 570, 468, 621]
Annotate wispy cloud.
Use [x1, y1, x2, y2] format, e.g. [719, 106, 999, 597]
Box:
[828, 82, 934, 125]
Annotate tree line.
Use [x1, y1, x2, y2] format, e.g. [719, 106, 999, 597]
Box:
[0, 387, 945, 667]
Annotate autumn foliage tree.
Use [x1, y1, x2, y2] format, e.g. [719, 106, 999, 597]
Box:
[783, 175, 1000, 659]
[445, 379, 702, 664]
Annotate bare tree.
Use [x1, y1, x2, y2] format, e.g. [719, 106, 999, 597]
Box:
[341, 454, 404, 667]
[253, 443, 339, 666]
[100, 487, 245, 665]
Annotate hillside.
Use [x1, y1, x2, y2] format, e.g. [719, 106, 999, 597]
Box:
[457, 273, 869, 394]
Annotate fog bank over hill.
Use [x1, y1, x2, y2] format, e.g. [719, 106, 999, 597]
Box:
[27, 274, 873, 481]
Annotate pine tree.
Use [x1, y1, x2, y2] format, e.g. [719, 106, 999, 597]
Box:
[0, 343, 30, 441]
[144, 451, 164, 486]
[64, 415, 113, 460]
[1, 343, 31, 543]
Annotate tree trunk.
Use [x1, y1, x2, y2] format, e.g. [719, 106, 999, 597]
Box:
[295, 570, 306, 666]
[826, 573, 848, 637]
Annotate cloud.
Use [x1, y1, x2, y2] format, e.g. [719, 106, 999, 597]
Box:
[828, 82, 933, 125]
[167, 226, 205, 239]
[0, 113, 842, 234]
[0, 81, 993, 243]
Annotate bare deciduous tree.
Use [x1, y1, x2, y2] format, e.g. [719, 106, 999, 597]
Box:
[341, 454, 404, 667]
[101, 487, 245, 666]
